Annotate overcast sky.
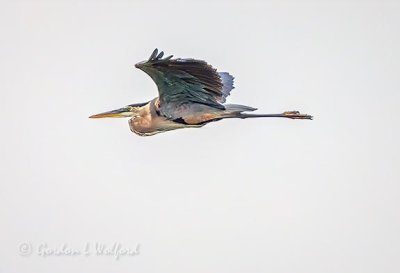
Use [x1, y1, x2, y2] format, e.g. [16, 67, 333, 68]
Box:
[1, 0, 399, 272]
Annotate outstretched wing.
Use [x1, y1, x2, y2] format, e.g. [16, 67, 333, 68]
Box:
[135, 49, 234, 119]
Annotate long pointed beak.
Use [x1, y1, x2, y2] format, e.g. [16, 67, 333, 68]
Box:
[89, 107, 132, 119]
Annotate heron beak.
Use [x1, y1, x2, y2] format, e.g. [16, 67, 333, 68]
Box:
[89, 107, 132, 118]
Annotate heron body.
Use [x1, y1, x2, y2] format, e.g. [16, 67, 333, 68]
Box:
[126, 98, 204, 136]
[90, 49, 312, 136]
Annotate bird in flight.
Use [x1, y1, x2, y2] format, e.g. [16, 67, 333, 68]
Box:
[90, 49, 312, 136]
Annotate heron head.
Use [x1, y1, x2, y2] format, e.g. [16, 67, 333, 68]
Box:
[89, 102, 147, 119]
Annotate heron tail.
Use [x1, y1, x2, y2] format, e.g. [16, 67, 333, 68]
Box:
[224, 104, 257, 113]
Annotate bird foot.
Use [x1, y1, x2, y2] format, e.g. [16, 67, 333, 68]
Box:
[283, 111, 313, 120]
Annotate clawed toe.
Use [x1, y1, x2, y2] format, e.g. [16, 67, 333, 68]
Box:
[283, 111, 300, 115]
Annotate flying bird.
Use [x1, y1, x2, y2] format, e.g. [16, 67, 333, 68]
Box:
[90, 49, 312, 136]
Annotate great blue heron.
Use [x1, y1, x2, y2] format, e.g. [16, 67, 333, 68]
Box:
[90, 49, 312, 136]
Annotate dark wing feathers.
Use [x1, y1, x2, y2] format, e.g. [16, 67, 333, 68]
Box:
[148, 48, 158, 61]
[136, 49, 234, 118]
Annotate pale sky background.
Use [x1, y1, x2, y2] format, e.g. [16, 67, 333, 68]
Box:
[1, 0, 399, 272]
